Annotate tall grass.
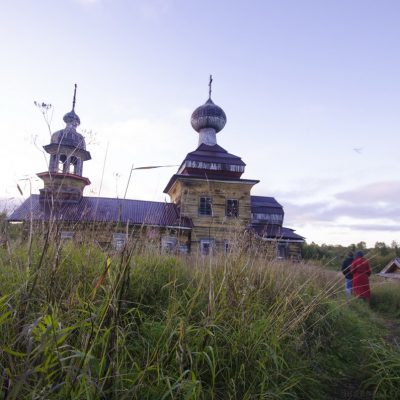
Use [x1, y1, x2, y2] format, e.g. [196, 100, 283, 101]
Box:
[0, 234, 398, 399]
[370, 280, 400, 318]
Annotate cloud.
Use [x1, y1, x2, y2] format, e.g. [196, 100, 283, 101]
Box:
[282, 180, 400, 238]
[272, 177, 341, 200]
[337, 223, 400, 232]
[285, 201, 400, 224]
[336, 181, 400, 204]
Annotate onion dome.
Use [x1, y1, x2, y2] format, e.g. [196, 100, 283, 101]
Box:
[50, 84, 86, 150]
[63, 109, 80, 127]
[191, 98, 227, 133]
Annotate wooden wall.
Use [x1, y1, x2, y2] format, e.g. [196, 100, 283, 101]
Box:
[168, 177, 257, 251]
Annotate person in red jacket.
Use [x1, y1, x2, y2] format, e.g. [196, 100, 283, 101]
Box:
[351, 251, 372, 301]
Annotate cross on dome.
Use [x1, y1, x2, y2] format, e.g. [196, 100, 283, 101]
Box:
[191, 76, 227, 146]
[63, 83, 80, 127]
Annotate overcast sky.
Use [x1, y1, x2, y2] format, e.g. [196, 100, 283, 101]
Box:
[1, 0, 400, 247]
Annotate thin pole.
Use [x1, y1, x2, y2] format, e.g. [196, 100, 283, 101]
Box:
[123, 164, 179, 199]
[124, 164, 134, 199]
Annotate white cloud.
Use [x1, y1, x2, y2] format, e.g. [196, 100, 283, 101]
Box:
[336, 181, 400, 204]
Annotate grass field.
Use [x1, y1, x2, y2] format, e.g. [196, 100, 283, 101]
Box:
[0, 234, 400, 399]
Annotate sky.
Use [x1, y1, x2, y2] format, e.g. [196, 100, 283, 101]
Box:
[1, 0, 400, 247]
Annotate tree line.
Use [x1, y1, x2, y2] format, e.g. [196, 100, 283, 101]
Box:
[302, 240, 400, 273]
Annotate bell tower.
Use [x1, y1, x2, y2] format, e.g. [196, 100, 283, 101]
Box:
[37, 85, 91, 203]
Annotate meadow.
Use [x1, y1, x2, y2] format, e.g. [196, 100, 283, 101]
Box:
[0, 230, 400, 399]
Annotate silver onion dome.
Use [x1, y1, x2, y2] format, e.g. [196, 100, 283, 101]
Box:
[63, 110, 81, 127]
[191, 98, 227, 133]
[50, 84, 86, 150]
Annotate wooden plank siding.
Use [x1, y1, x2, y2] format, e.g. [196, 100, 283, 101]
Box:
[28, 220, 191, 253]
[167, 177, 257, 252]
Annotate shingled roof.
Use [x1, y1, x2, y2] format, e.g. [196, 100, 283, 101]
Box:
[8, 195, 192, 229]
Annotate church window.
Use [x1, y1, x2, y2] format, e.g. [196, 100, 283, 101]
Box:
[60, 231, 74, 240]
[161, 236, 177, 253]
[226, 199, 239, 217]
[58, 154, 67, 173]
[252, 213, 283, 224]
[277, 243, 287, 259]
[179, 244, 189, 254]
[224, 241, 229, 254]
[200, 239, 214, 255]
[69, 156, 78, 174]
[199, 197, 212, 216]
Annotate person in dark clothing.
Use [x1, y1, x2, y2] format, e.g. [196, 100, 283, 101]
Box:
[341, 252, 354, 300]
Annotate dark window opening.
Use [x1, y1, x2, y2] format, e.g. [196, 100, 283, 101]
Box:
[200, 239, 214, 255]
[226, 199, 239, 217]
[277, 244, 286, 259]
[199, 197, 212, 216]
[224, 241, 229, 254]
[58, 154, 67, 173]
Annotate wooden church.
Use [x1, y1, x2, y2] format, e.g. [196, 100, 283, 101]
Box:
[9, 82, 304, 258]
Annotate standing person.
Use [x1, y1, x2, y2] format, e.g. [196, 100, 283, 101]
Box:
[351, 251, 372, 302]
[341, 252, 354, 300]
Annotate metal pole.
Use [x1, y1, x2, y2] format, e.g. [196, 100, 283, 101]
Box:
[123, 164, 134, 199]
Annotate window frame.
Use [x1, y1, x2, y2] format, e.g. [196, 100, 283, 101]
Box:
[200, 239, 214, 255]
[198, 196, 213, 216]
[60, 231, 74, 241]
[161, 236, 177, 253]
[226, 199, 239, 218]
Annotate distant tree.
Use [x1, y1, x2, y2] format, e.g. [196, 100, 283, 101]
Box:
[391, 241, 400, 257]
[302, 241, 351, 270]
[375, 241, 389, 256]
[356, 241, 367, 250]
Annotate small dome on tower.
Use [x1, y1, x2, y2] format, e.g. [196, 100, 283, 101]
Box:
[191, 98, 227, 133]
[50, 84, 86, 150]
[63, 110, 80, 127]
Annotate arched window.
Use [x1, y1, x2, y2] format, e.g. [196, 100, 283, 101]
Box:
[58, 154, 67, 173]
[69, 156, 78, 174]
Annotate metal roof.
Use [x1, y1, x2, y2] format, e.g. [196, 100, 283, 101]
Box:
[251, 196, 283, 209]
[183, 143, 246, 166]
[8, 195, 193, 229]
[163, 174, 259, 194]
[251, 224, 305, 241]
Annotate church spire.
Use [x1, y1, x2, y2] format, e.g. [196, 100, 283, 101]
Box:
[63, 84, 81, 127]
[72, 83, 77, 111]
